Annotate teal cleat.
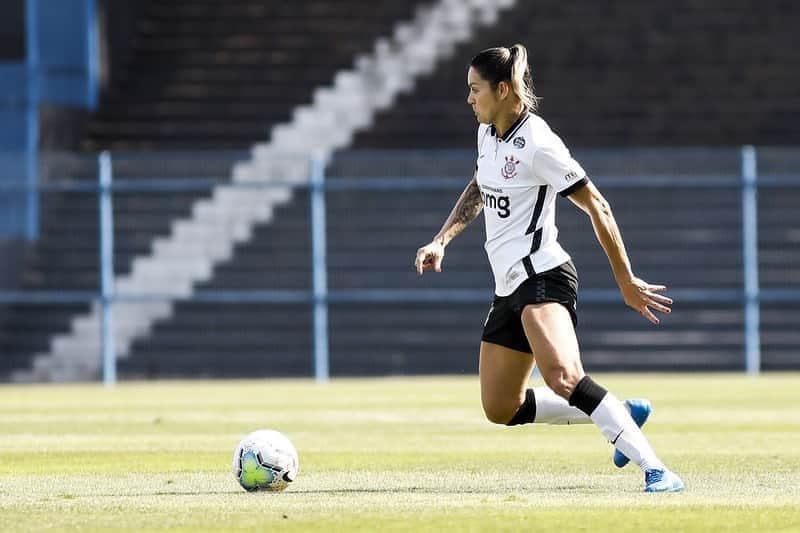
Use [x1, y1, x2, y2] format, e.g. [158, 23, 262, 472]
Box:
[613, 399, 652, 468]
[644, 468, 685, 493]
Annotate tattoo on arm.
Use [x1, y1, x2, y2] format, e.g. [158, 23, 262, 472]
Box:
[455, 179, 483, 225]
[435, 176, 483, 246]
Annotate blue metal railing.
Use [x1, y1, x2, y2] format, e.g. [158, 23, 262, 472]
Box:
[310, 156, 330, 383]
[0, 147, 798, 383]
[98, 151, 115, 386]
[24, 0, 40, 241]
[740, 146, 760, 375]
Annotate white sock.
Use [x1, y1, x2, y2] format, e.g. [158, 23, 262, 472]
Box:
[589, 392, 665, 472]
[533, 387, 639, 426]
[533, 387, 592, 425]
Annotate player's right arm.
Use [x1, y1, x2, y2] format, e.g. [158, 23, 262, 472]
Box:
[415, 172, 483, 275]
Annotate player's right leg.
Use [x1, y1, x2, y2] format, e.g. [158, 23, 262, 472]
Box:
[614, 399, 652, 467]
[520, 301, 683, 492]
[532, 388, 654, 467]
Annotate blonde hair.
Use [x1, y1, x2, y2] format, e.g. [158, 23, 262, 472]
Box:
[470, 43, 540, 112]
[508, 44, 539, 111]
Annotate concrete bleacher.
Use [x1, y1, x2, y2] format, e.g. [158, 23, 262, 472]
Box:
[353, 0, 800, 149]
[323, 150, 753, 373]
[84, 0, 427, 150]
[3, 157, 797, 378]
[754, 148, 800, 370]
[0, 152, 242, 372]
[119, 155, 491, 377]
[119, 189, 313, 377]
[118, 147, 799, 376]
[0, 0, 432, 379]
[2, 1, 799, 379]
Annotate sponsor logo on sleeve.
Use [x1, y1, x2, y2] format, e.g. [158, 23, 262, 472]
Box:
[564, 171, 579, 183]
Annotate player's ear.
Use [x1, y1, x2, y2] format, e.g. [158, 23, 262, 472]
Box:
[497, 80, 510, 100]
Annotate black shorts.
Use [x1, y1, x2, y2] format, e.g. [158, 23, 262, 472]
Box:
[481, 260, 579, 354]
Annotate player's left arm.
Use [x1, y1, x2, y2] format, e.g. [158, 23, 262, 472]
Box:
[565, 180, 673, 325]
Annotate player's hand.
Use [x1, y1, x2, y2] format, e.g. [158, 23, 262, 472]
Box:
[414, 240, 445, 275]
[619, 277, 672, 325]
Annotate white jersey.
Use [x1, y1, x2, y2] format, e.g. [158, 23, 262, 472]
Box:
[475, 111, 588, 296]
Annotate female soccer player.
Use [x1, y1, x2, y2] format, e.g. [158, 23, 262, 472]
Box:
[414, 44, 684, 492]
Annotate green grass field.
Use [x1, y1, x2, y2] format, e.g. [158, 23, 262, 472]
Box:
[1, 374, 799, 532]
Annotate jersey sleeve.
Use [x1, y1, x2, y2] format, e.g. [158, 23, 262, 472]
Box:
[532, 145, 589, 197]
[476, 124, 488, 171]
[477, 124, 488, 151]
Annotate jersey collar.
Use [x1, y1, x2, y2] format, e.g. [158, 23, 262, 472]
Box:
[489, 109, 530, 142]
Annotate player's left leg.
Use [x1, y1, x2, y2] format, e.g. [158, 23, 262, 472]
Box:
[521, 301, 683, 492]
[479, 340, 536, 425]
[528, 385, 591, 424]
[532, 387, 651, 435]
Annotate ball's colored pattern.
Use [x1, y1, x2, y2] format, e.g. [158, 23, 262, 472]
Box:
[233, 430, 299, 492]
[238, 450, 274, 491]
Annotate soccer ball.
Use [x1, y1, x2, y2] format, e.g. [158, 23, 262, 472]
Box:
[232, 429, 299, 492]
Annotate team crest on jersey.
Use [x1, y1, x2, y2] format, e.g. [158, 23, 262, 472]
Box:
[513, 136, 526, 149]
[501, 155, 520, 180]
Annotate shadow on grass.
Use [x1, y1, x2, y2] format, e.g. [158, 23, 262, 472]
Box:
[74, 490, 241, 498]
[288, 485, 604, 495]
[66, 483, 612, 498]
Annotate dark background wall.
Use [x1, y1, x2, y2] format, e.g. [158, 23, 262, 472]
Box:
[0, 0, 24, 60]
[97, 0, 146, 91]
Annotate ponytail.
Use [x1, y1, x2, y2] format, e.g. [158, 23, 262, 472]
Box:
[508, 44, 539, 111]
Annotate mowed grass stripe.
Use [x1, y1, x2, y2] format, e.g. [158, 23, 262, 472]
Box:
[1, 374, 799, 531]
